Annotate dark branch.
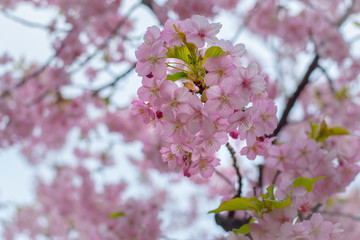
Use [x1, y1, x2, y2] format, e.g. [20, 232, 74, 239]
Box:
[92, 64, 135, 96]
[336, 0, 355, 27]
[0, 9, 70, 32]
[318, 210, 360, 221]
[226, 142, 242, 198]
[214, 169, 234, 187]
[214, 213, 251, 232]
[70, 3, 141, 74]
[270, 54, 319, 137]
[15, 42, 66, 89]
[304, 203, 322, 221]
[318, 64, 335, 93]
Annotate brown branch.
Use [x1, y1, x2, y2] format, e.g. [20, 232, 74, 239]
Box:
[305, 203, 322, 220]
[318, 210, 360, 221]
[336, 0, 355, 27]
[271, 170, 280, 185]
[92, 64, 135, 96]
[15, 42, 66, 89]
[0, 41, 66, 99]
[257, 164, 263, 191]
[214, 168, 234, 187]
[226, 142, 242, 198]
[70, 2, 141, 74]
[318, 64, 335, 93]
[270, 54, 319, 137]
[0, 9, 70, 32]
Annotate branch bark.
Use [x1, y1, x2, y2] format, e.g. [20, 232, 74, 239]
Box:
[270, 54, 319, 137]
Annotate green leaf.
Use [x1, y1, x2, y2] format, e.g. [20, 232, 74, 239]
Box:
[233, 224, 250, 235]
[263, 185, 275, 200]
[309, 120, 349, 142]
[208, 197, 260, 213]
[172, 25, 197, 61]
[249, 196, 264, 216]
[166, 45, 191, 63]
[325, 126, 349, 137]
[167, 72, 189, 81]
[203, 46, 225, 65]
[293, 176, 326, 193]
[262, 185, 291, 213]
[263, 197, 291, 211]
[309, 121, 319, 139]
[108, 212, 124, 218]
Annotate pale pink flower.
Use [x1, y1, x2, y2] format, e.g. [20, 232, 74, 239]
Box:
[204, 77, 245, 117]
[143, 25, 161, 46]
[161, 19, 186, 47]
[205, 55, 235, 86]
[215, 39, 246, 67]
[252, 99, 278, 135]
[130, 100, 155, 124]
[189, 155, 220, 178]
[184, 15, 221, 47]
[137, 77, 165, 106]
[234, 62, 266, 101]
[135, 41, 167, 79]
[304, 214, 335, 240]
[160, 147, 183, 170]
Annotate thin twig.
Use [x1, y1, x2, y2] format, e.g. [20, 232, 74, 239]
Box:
[318, 64, 335, 93]
[336, 0, 355, 28]
[0, 9, 70, 32]
[304, 203, 322, 220]
[70, 2, 141, 74]
[271, 170, 280, 185]
[92, 64, 135, 96]
[318, 210, 360, 221]
[214, 169, 234, 187]
[257, 164, 263, 192]
[231, 1, 263, 43]
[16, 43, 66, 89]
[226, 142, 242, 198]
[0, 41, 66, 99]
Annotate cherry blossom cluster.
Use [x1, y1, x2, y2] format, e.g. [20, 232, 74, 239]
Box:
[4, 166, 164, 240]
[132, 15, 277, 178]
[247, 0, 350, 63]
[228, 207, 342, 240]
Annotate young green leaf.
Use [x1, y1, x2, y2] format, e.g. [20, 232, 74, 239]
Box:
[208, 197, 260, 213]
[233, 223, 250, 235]
[167, 72, 189, 81]
[167, 45, 190, 63]
[309, 120, 349, 142]
[108, 212, 125, 218]
[292, 176, 326, 192]
[203, 46, 225, 65]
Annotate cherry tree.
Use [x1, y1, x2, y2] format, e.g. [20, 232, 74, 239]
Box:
[1, 0, 360, 239]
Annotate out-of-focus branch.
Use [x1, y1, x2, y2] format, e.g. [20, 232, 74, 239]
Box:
[231, 1, 264, 43]
[214, 169, 234, 187]
[0, 8, 70, 32]
[318, 210, 360, 221]
[318, 64, 335, 93]
[336, 0, 355, 27]
[270, 54, 319, 137]
[16, 43, 65, 88]
[0, 41, 66, 99]
[92, 64, 135, 96]
[70, 2, 141, 74]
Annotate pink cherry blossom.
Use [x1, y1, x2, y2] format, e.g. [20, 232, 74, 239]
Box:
[184, 15, 221, 47]
[189, 155, 220, 178]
